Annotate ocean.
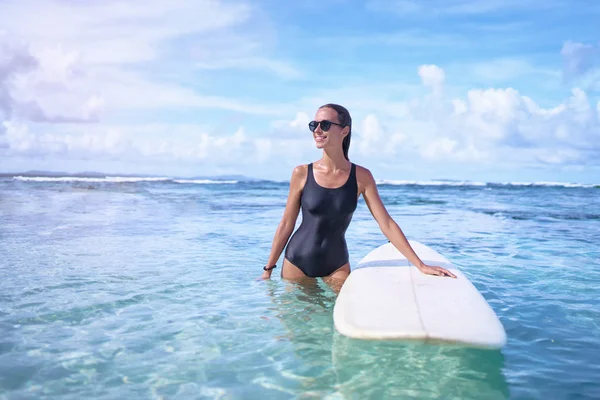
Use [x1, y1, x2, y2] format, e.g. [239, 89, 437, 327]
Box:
[1, 175, 599, 399]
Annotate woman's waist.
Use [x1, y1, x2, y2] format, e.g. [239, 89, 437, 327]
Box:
[290, 225, 349, 245]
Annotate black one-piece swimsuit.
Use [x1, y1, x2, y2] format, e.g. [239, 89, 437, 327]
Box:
[284, 163, 358, 277]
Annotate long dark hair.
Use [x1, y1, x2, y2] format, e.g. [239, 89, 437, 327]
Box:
[320, 103, 352, 161]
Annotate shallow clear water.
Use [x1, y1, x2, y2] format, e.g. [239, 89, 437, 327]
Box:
[1, 177, 599, 399]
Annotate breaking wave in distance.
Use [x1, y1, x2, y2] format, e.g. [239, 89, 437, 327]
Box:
[377, 180, 597, 188]
[12, 176, 238, 184]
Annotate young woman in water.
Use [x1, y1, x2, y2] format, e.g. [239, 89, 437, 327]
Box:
[261, 103, 456, 287]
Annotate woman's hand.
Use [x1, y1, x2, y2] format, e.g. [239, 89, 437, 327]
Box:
[418, 264, 457, 278]
[260, 269, 273, 280]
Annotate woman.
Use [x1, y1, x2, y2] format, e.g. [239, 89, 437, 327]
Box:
[261, 103, 456, 287]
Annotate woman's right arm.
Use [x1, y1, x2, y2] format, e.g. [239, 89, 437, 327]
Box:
[261, 165, 306, 279]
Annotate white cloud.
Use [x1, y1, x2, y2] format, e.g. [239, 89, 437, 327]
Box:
[358, 114, 382, 156]
[452, 99, 468, 114]
[0, 37, 38, 118]
[3, 121, 131, 159]
[1, 121, 277, 167]
[383, 132, 407, 156]
[289, 112, 311, 130]
[0, 0, 301, 179]
[418, 64, 445, 93]
[347, 65, 600, 168]
[0, 0, 253, 65]
[351, 113, 407, 158]
[3, 57, 599, 174]
[421, 138, 456, 160]
[0, 37, 102, 123]
[534, 148, 582, 165]
[0, 0, 293, 128]
[269, 111, 314, 141]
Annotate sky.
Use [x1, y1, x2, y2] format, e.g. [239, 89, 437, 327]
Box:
[1, 0, 599, 183]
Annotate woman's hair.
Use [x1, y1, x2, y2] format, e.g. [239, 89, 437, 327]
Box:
[320, 103, 352, 161]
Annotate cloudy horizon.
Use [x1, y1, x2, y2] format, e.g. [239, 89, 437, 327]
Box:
[1, 0, 599, 184]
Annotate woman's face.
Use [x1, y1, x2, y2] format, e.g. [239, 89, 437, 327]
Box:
[310, 107, 347, 151]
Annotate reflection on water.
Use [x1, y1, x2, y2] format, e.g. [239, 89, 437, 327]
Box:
[263, 280, 509, 399]
[332, 336, 509, 399]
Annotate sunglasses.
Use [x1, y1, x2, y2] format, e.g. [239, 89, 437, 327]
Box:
[308, 120, 344, 132]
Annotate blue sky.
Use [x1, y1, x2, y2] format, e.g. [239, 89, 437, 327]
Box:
[0, 0, 599, 183]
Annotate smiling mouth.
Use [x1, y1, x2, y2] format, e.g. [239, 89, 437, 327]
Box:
[315, 136, 327, 141]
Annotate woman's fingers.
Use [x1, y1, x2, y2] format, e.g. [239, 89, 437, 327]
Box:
[423, 264, 457, 278]
[438, 267, 457, 278]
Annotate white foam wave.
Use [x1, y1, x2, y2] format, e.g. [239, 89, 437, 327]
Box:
[13, 176, 171, 183]
[499, 181, 596, 188]
[377, 180, 486, 186]
[174, 179, 238, 184]
[375, 179, 596, 188]
[11, 176, 240, 184]
[501, 182, 532, 186]
[534, 181, 594, 188]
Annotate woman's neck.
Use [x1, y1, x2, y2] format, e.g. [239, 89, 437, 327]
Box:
[318, 149, 350, 171]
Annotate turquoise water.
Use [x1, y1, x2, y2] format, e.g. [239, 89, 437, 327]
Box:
[1, 176, 599, 399]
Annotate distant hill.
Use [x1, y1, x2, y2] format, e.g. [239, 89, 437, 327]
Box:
[0, 170, 108, 178]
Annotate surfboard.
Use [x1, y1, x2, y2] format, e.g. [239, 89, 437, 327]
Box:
[333, 240, 507, 349]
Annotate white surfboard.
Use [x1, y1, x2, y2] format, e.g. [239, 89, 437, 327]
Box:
[333, 240, 507, 349]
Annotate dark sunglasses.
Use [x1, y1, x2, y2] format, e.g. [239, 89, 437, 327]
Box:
[308, 120, 344, 132]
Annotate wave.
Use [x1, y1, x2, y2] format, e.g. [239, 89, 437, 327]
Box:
[9, 176, 597, 188]
[377, 180, 487, 186]
[480, 209, 600, 221]
[13, 176, 171, 183]
[490, 182, 598, 188]
[12, 176, 239, 184]
[173, 179, 238, 184]
[378, 180, 597, 188]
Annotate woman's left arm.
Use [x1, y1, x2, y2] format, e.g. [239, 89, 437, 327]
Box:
[359, 167, 456, 278]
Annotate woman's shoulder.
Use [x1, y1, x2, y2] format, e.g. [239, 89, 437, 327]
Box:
[289, 164, 310, 185]
[352, 163, 379, 191]
[353, 163, 375, 179]
[291, 163, 309, 176]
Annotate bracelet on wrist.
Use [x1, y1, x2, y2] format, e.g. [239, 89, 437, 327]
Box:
[263, 264, 277, 271]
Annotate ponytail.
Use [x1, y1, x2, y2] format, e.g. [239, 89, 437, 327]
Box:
[342, 134, 351, 161]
